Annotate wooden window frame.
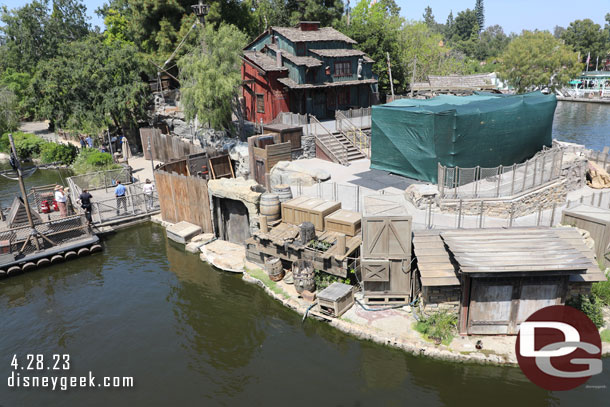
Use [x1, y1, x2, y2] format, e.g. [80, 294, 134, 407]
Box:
[256, 93, 265, 113]
[334, 61, 351, 77]
[337, 88, 350, 105]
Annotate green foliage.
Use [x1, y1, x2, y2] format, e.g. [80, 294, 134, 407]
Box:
[39, 142, 78, 165]
[314, 270, 352, 291]
[566, 294, 605, 329]
[592, 280, 610, 306]
[247, 266, 290, 299]
[474, 0, 484, 33]
[0, 86, 19, 135]
[102, 8, 133, 46]
[71, 147, 120, 174]
[0, 132, 45, 159]
[473, 25, 510, 60]
[562, 19, 608, 67]
[449, 9, 479, 57]
[498, 31, 582, 93]
[178, 23, 247, 130]
[601, 329, 610, 343]
[0, 69, 33, 118]
[414, 309, 457, 345]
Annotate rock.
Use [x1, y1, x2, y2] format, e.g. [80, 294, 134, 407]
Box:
[404, 184, 438, 209]
[300, 290, 316, 302]
[185, 232, 215, 253]
[270, 161, 331, 186]
[199, 239, 245, 272]
[556, 224, 596, 249]
[207, 177, 263, 233]
[166, 221, 201, 244]
[229, 142, 250, 178]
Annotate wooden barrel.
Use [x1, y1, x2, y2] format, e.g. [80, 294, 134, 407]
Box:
[272, 184, 293, 203]
[292, 260, 315, 294]
[260, 193, 280, 222]
[265, 257, 284, 282]
[299, 222, 316, 245]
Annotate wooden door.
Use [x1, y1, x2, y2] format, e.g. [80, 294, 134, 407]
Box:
[255, 159, 265, 185]
[362, 218, 410, 259]
[514, 282, 560, 329]
[468, 280, 514, 335]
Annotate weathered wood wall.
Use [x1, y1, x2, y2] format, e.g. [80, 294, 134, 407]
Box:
[140, 128, 204, 163]
[154, 170, 213, 232]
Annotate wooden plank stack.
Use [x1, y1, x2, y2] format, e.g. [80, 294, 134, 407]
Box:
[360, 195, 413, 304]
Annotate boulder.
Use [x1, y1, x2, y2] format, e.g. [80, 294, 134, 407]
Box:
[166, 221, 202, 244]
[185, 233, 215, 253]
[405, 184, 439, 209]
[270, 161, 331, 186]
[207, 177, 262, 232]
[200, 239, 245, 272]
[229, 142, 250, 178]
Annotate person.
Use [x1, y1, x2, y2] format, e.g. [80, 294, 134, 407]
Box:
[142, 179, 154, 211]
[54, 185, 67, 217]
[100, 144, 108, 153]
[115, 180, 127, 216]
[79, 189, 93, 224]
[79, 136, 86, 149]
[85, 135, 93, 148]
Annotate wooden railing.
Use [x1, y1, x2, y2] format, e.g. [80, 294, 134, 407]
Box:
[336, 111, 370, 158]
[309, 115, 348, 166]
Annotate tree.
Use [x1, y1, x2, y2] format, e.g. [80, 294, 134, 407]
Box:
[562, 19, 608, 67]
[0, 86, 18, 135]
[499, 31, 582, 93]
[473, 25, 509, 60]
[444, 10, 455, 40]
[338, 0, 405, 95]
[474, 0, 484, 33]
[422, 5, 443, 34]
[449, 9, 479, 56]
[553, 25, 565, 39]
[178, 23, 247, 131]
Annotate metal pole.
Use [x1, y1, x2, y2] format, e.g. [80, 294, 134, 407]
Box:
[107, 128, 114, 158]
[8, 133, 40, 250]
[457, 199, 463, 229]
[387, 52, 395, 100]
[479, 200, 484, 228]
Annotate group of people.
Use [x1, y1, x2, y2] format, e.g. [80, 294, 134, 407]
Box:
[77, 133, 129, 158]
[52, 178, 155, 224]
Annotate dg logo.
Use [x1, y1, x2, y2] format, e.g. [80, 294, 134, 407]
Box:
[516, 305, 603, 391]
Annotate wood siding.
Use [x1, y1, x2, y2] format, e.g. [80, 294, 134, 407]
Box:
[140, 128, 203, 163]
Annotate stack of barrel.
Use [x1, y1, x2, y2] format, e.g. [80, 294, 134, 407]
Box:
[258, 185, 293, 233]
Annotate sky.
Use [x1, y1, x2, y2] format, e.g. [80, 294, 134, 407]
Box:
[0, 0, 608, 35]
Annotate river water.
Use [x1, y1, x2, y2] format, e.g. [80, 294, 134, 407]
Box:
[553, 101, 610, 150]
[1, 102, 609, 406]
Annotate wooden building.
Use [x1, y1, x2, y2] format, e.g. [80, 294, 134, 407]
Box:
[247, 132, 298, 188]
[562, 204, 610, 268]
[242, 21, 378, 123]
[413, 227, 606, 335]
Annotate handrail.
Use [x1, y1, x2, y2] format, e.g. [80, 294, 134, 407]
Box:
[336, 111, 370, 158]
[309, 115, 348, 165]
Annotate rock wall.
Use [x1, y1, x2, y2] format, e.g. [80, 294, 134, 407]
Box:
[421, 285, 461, 314]
[207, 177, 262, 233]
[566, 282, 593, 300]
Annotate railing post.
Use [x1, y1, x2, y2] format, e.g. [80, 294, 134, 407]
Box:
[540, 152, 546, 183]
[457, 199, 463, 229]
[532, 157, 538, 190]
[479, 200, 484, 228]
[496, 165, 503, 198]
[522, 158, 529, 193]
[550, 203, 557, 226]
[510, 164, 516, 196]
[509, 202, 515, 228]
[474, 166, 480, 198]
[536, 206, 542, 226]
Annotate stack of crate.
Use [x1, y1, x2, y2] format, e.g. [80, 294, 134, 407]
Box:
[360, 195, 413, 305]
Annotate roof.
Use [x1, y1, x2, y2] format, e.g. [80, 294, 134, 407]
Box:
[278, 77, 377, 90]
[272, 26, 357, 44]
[440, 228, 596, 274]
[411, 73, 496, 91]
[243, 51, 287, 72]
[413, 230, 460, 287]
[266, 44, 321, 67]
[310, 49, 364, 58]
[563, 204, 610, 224]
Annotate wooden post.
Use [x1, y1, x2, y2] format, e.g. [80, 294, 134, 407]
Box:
[337, 233, 346, 255]
[540, 152, 546, 184]
[260, 215, 268, 233]
[532, 157, 538, 190]
[474, 166, 480, 198]
[409, 56, 417, 97]
[509, 202, 515, 228]
[386, 52, 395, 100]
[550, 203, 557, 226]
[479, 200, 484, 228]
[457, 199, 463, 229]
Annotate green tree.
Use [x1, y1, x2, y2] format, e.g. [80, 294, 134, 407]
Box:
[448, 8, 480, 57]
[474, 0, 484, 33]
[338, 0, 405, 95]
[553, 25, 565, 39]
[499, 30, 582, 93]
[178, 23, 247, 131]
[0, 69, 33, 118]
[473, 24, 509, 60]
[562, 19, 608, 67]
[287, 0, 344, 27]
[444, 10, 455, 40]
[0, 86, 18, 135]
[422, 5, 443, 34]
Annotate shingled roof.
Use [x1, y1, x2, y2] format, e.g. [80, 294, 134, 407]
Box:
[266, 44, 322, 67]
[273, 26, 357, 44]
[412, 73, 496, 91]
[243, 50, 287, 72]
[278, 77, 377, 89]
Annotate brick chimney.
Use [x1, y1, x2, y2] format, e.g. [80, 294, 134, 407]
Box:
[298, 21, 320, 31]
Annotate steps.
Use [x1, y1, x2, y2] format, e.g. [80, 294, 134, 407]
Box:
[335, 132, 366, 162]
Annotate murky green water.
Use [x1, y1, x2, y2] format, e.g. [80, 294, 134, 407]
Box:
[553, 101, 610, 150]
[0, 223, 608, 406]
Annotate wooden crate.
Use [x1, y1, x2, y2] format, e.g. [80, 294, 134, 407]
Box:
[325, 209, 361, 237]
[362, 195, 412, 259]
[281, 197, 341, 231]
[362, 258, 413, 299]
[317, 282, 354, 317]
[562, 204, 610, 268]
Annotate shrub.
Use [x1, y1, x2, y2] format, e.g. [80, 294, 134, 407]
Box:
[314, 270, 351, 291]
[40, 142, 78, 165]
[0, 132, 45, 159]
[71, 148, 121, 174]
[566, 294, 605, 329]
[601, 329, 610, 343]
[591, 280, 610, 307]
[415, 309, 458, 345]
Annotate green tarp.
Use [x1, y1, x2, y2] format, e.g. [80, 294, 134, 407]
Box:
[370, 92, 557, 183]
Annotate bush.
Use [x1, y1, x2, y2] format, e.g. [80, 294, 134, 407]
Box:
[566, 294, 605, 329]
[71, 148, 120, 174]
[314, 269, 354, 290]
[601, 329, 610, 343]
[415, 309, 458, 345]
[40, 142, 78, 165]
[592, 280, 610, 307]
[0, 132, 45, 159]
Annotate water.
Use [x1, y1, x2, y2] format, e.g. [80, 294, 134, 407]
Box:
[0, 223, 608, 406]
[0, 163, 72, 208]
[553, 101, 610, 150]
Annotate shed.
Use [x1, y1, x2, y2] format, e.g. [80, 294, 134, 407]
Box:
[413, 227, 605, 335]
[562, 204, 610, 268]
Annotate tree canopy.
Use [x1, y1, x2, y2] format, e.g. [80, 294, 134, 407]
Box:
[561, 19, 608, 67]
[499, 31, 581, 93]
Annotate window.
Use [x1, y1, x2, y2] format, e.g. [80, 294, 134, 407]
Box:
[256, 94, 265, 113]
[334, 61, 351, 77]
[338, 88, 350, 105]
[296, 43, 306, 56]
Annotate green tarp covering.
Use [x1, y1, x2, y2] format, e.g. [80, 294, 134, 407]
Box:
[370, 92, 557, 183]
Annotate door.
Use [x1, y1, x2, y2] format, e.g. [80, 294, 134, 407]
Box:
[468, 280, 514, 334]
[255, 159, 265, 185]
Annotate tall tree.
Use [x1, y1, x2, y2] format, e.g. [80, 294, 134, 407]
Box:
[449, 9, 479, 57]
[178, 23, 247, 131]
[444, 10, 455, 40]
[562, 19, 608, 67]
[473, 25, 509, 60]
[474, 0, 484, 33]
[553, 25, 566, 39]
[0, 86, 18, 135]
[499, 31, 581, 93]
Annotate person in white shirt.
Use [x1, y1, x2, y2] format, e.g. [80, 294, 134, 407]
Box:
[142, 179, 154, 210]
[54, 185, 68, 217]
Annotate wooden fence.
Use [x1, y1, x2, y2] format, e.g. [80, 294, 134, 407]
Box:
[140, 128, 204, 163]
[154, 170, 213, 232]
